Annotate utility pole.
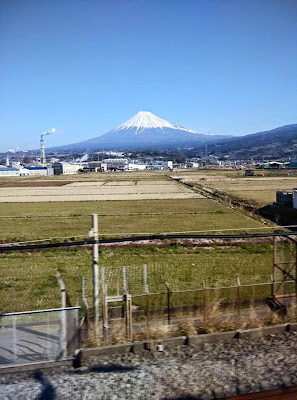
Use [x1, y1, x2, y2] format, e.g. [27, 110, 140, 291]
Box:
[91, 213, 99, 336]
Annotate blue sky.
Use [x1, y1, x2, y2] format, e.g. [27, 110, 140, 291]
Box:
[0, 0, 296, 152]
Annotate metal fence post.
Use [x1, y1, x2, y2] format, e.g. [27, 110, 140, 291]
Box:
[143, 264, 148, 293]
[145, 287, 150, 342]
[202, 280, 207, 327]
[123, 266, 127, 294]
[125, 291, 133, 341]
[165, 282, 171, 325]
[103, 284, 108, 342]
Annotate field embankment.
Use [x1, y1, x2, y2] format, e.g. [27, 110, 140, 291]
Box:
[175, 169, 297, 227]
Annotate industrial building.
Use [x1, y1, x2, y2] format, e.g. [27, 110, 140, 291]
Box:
[262, 161, 297, 169]
[26, 166, 54, 176]
[85, 162, 107, 172]
[0, 165, 54, 177]
[0, 167, 20, 177]
[52, 162, 81, 175]
[125, 163, 147, 171]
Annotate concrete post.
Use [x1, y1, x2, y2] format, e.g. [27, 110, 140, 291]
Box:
[56, 273, 67, 358]
[92, 213, 99, 336]
[237, 277, 241, 326]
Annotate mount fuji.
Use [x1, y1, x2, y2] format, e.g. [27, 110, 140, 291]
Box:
[54, 111, 229, 151]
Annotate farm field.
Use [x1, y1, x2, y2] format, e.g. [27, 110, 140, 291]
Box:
[0, 244, 274, 313]
[0, 176, 199, 202]
[0, 170, 280, 313]
[0, 197, 267, 244]
[177, 171, 297, 207]
[0, 169, 272, 244]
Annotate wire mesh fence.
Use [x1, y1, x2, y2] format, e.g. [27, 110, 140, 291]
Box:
[95, 278, 297, 347]
[1, 235, 297, 348]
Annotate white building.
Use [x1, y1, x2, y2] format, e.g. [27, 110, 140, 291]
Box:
[0, 167, 19, 177]
[18, 168, 30, 176]
[52, 162, 81, 175]
[188, 162, 199, 168]
[103, 158, 128, 171]
[146, 161, 173, 170]
[25, 166, 49, 176]
[162, 161, 173, 169]
[125, 163, 147, 171]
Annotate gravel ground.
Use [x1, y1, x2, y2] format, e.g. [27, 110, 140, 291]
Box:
[1, 331, 297, 400]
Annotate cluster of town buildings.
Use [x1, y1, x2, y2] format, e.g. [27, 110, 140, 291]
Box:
[0, 159, 175, 177]
[1, 149, 297, 177]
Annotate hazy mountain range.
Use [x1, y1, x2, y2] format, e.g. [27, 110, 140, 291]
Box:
[205, 124, 297, 159]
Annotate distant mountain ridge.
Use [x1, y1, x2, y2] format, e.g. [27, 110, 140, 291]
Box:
[203, 124, 297, 159]
[52, 111, 229, 151]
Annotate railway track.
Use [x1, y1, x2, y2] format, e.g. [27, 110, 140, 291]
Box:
[222, 384, 297, 399]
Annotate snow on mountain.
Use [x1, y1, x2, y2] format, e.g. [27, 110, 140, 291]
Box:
[114, 111, 196, 134]
[51, 111, 229, 151]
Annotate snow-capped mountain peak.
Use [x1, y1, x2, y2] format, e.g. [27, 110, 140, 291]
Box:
[114, 111, 197, 134]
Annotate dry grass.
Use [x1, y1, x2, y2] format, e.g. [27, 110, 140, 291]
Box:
[148, 322, 173, 339]
[0, 179, 200, 203]
[189, 177, 297, 207]
[176, 316, 197, 336]
[285, 303, 297, 322]
[177, 169, 297, 207]
[81, 299, 297, 347]
[200, 301, 236, 333]
[240, 303, 263, 330]
[0, 171, 176, 202]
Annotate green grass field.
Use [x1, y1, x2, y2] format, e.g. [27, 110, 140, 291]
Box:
[0, 198, 267, 244]
[0, 244, 274, 313]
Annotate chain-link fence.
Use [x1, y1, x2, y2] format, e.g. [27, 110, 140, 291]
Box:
[96, 278, 297, 346]
[0, 307, 80, 367]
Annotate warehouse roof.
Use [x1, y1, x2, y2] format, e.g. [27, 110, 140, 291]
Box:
[26, 166, 47, 170]
[0, 167, 19, 171]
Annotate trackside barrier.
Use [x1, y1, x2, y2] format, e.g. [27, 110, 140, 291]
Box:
[0, 307, 80, 367]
